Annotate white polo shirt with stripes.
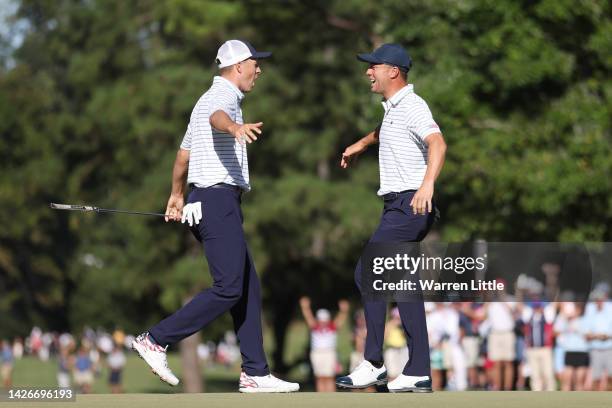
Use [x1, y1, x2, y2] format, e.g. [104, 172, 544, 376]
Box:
[377, 84, 441, 196]
[180, 76, 250, 191]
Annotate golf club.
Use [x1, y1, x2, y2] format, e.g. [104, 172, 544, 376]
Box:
[50, 203, 166, 218]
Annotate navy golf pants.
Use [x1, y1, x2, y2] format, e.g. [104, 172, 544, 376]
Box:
[149, 186, 269, 376]
[354, 191, 435, 376]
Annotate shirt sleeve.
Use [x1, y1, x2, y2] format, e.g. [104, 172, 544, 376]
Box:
[209, 90, 236, 119]
[409, 100, 441, 141]
[180, 123, 192, 150]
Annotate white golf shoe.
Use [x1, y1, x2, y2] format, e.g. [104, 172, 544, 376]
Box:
[238, 371, 300, 393]
[387, 374, 433, 393]
[336, 360, 387, 389]
[132, 332, 179, 386]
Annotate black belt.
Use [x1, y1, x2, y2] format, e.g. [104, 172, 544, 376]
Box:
[382, 189, 416, 201]
[209, 183, 243, 193]
[191, 183, 243, 193]
[210, 183, 242, 191]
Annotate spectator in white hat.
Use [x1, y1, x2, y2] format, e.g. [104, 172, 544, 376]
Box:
[300, 297, 349, 392]
[583, 290, 612, 391]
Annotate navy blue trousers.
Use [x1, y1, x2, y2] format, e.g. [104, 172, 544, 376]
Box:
[354, 191, 434, 376]
[149, 187, 269, 376]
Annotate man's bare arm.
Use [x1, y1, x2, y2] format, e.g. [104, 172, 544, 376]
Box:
[340, 126, 380, 168]
[422, 132, 446, 185]
[299, 297, 317, 329]
[410, 132, 447, 214]
[209, 110, 262, 144]
[165, 148, 190, 222]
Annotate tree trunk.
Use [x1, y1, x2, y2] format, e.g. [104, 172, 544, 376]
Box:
[180, 331, 203, 392]
[272, 294, 293, 374]
[179, 294, 204, 393]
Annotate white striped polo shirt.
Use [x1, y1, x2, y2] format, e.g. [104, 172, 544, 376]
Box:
[180, 76, 250, 191]
[377, 84, 441, 196]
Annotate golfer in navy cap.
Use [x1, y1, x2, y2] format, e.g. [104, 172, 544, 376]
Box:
[132, 39, 299, 393]
[336, 43, 447, 392]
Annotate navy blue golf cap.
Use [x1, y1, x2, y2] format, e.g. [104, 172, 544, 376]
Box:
[357, 43, 412, 72]
[216, 39, 272, 68]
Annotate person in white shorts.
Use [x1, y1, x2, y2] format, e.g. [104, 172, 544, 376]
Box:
[486, 301, 516, 390]
[300, 297, 349, 392]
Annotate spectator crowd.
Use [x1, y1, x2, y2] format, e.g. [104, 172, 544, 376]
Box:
[299, 283, 612, 392]
[1, 284, 610, 393]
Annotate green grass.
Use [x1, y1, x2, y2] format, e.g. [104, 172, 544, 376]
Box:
[9, 354, 240, 393]
[9, 322, 608, 408]
[7, 321, 353, 393]
[4, 327, 610, 408]
[2, 392, 611, 408]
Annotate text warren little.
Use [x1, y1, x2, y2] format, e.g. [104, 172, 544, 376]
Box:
[372, 279, 505, 291]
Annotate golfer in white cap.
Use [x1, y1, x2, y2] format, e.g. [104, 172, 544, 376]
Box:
[132, 39, 299, 393]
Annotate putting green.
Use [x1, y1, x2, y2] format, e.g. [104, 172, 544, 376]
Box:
[2, 391, 611, 408]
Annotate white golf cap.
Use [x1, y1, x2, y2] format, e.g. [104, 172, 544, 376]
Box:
[216, 39, 272, 68]
[316, 308, 331, 322]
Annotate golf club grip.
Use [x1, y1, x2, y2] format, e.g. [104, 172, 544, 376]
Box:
[50, 203, 97, 211]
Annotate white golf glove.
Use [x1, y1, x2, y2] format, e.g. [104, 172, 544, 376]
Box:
[181, 202, 202, 227]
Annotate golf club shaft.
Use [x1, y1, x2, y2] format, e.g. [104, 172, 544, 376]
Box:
[50, 203, 166, 217]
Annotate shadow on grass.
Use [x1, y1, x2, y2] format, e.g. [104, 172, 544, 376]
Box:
[205, 377, 240, 393]
[138, 377, 237, 393]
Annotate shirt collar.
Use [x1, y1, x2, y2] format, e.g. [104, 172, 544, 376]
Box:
[381, 84, 414, 112]
[213, 76, 244, 101]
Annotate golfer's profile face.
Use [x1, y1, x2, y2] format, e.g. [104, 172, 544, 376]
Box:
[367, 63, 388, 94]
[240, 59, 261, 92]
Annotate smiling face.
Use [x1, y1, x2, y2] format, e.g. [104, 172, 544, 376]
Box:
[366, 63, 395, 94]
[237, 58, 261, 93]
[366, 63, 407, 99]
